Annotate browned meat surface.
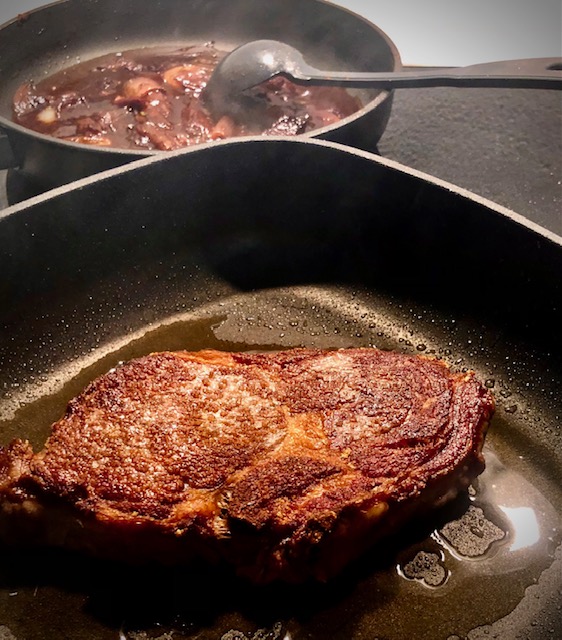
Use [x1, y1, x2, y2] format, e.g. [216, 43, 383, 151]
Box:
[12, 45, 362, 151]
[0, 348, 494, 583]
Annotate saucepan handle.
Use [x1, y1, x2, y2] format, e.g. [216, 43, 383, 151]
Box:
[0, 128, 18, 170]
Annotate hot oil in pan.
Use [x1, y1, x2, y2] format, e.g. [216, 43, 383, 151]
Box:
[0, 287, 560, 640]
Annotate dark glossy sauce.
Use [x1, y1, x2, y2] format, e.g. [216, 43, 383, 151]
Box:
[12, 44, 362, 151]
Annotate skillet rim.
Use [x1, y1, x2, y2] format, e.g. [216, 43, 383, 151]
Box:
[1, 135, 561, 250]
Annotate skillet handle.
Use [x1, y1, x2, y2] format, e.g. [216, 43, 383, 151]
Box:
[299, 57, 562, 90]
[0, 129, 17, 170]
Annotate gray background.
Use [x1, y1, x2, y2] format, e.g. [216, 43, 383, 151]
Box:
[0, 0, 561, 66]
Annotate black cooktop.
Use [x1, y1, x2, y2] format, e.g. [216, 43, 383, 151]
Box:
[378, 84, 561, 236]
[1, 83, 561, 236]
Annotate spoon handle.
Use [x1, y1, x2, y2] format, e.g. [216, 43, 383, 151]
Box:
[296, 58, 562, 90]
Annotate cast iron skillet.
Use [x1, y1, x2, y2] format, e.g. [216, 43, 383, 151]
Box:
[0, 0, 398, 194]
[0, 138, 561, 640]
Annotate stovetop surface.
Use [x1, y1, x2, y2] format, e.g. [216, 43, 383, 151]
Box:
[378, 84, 561, 236]
[1, 84, 561, 236]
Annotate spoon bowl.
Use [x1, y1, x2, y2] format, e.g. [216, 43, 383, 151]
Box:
[203, 41, 310, 124]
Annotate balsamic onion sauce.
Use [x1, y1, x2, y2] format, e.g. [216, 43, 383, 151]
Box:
[11, 44, 362, 151]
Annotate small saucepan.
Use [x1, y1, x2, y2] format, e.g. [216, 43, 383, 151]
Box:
[0, 0, 399, 194]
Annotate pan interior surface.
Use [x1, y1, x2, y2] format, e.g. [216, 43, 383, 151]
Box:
[0, 138, 561, 639]
[0, 284, 561, 640]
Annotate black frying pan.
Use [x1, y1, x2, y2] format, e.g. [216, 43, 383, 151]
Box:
[0, 0, 398, 194]
[0, 138, 561, 639]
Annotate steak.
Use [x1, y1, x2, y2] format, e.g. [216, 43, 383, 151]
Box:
[0, 348, 494, 583]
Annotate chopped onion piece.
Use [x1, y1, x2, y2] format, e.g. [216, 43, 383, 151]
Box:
[36, 106, 57, 124]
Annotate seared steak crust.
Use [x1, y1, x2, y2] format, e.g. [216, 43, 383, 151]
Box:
[0, 348, 494, 582]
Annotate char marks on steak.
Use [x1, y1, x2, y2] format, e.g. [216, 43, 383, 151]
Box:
[0, 348, 494, 583]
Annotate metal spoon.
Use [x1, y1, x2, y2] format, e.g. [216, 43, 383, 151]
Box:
[203, 39, 562, 122]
